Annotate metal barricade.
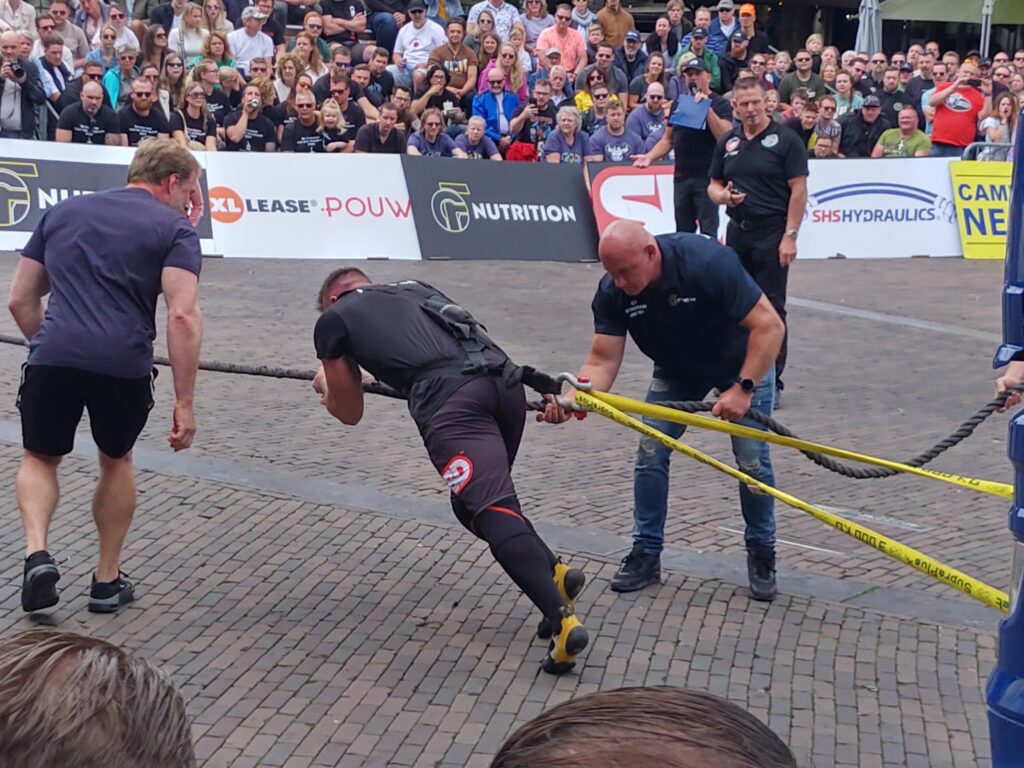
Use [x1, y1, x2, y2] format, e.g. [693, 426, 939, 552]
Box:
[962, 142, 1015, 162]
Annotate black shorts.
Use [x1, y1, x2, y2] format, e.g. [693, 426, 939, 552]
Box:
[418, 376, 526, 530]
[18, 364, 156, 459]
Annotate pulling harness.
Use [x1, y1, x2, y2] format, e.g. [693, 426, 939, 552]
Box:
[366, 281, 562, 397]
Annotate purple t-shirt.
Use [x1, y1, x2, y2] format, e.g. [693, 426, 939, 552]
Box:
[590, 126, 645, 162]
[625, 105, 665, 142]
[22, 187, 202, 378]
[408, 131, 458, 157]
[542, 130, 594, 163]
[455, 132, 500, 158]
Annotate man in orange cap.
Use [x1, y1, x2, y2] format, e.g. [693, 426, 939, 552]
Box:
[737, 3, 769, 54]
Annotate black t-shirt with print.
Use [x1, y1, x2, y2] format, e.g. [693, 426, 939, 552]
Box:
[222, 109, 277, 150]
[117, 106, 171, 146]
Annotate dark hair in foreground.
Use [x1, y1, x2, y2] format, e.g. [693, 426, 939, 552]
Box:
[0, 629, 196, 768]
[490, 686, 798, 768]
[317, 267, 370, 309]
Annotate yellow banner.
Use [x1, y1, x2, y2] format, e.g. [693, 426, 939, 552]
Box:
[950, 160, 1012, 260]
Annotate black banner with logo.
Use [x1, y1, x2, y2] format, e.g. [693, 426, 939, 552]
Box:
[0, 156, 213, 239]
[401, 157, 597, 262]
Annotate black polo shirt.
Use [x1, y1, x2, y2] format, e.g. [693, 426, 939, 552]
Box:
[591, 233, 763, 389]
[709, 120, 808, 220]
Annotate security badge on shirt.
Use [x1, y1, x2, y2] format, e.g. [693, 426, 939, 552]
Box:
[724, 130, 778, 158]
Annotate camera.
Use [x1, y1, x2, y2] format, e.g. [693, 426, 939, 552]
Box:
[9, 61, 23, 79]
[248, 98, 260, 109]
[529, 97, 537, 107]
[967, 78, 982, 88]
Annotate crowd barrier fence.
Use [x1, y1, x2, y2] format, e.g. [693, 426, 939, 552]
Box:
[0, 140, 1010, 261]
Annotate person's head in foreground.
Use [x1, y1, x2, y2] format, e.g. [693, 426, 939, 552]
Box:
[490, 686, 798, 768]
[0, 629, 196, 768]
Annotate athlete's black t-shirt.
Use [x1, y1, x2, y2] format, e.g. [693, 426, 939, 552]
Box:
[281, 119, 323, 151]
[313, 281, 507, 423]
[117, 106, 170, 146]
[169, 109, 217, 144]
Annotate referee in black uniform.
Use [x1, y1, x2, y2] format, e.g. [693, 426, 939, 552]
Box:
[709, 76, 808, 402]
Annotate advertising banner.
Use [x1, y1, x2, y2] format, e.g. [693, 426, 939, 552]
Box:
[588, 157, 962, 259]
[402, 156, 598, 262]
[0, 140, 213, 251]
[949, 160, 1011, 260]
[205, 153, 418, 259]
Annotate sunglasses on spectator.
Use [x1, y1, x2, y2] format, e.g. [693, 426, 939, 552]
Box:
[297, 103, 314, 108]
[488, 79, 503, 85]
[102, 34, 116, 39]
[409, 8, 424, 13]
[795, 56, 810, 62]
[110, 11, 124, 18]
[424, 120, 442, 126]
[307, 22, 322, 28]
[820, 105, 835, 111]
[134, 91, 154, 97]
[331, 88, 347, 95]
[593, 92, 608, 99]
[119, 53, 134, 60]
[500, 52, 514, 58]
[168, 61, 183, 67]
[188, 90, 205, 97]
[647, 94, 663, 100]
[155, 32, 167, 38]
[556, 14, 570, 20]
[750, 59, 765, 65]
[1016, 56, 1024, 61]
[50, 8, 66, 15]
[39, 23, 55, 30]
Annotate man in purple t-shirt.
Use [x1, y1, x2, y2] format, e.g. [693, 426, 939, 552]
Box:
[8, 138, 204, 616]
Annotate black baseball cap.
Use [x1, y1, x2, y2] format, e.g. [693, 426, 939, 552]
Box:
[730, 30, 747, 43]
[682, 57, 707, 73]
[691, 27, 707, 39]
[862, 94, 881, 107]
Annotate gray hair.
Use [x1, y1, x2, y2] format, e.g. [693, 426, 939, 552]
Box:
[467, 115, 486, 128]
[116, 43, 138, 57]
[556, 105, 581, 132]
[0, 629, 196, 768]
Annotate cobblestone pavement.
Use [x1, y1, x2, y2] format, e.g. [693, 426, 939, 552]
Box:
[0, 254, 1012, 766]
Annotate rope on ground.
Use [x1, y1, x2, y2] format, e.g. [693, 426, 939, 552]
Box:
[576, 390, 1011, 614]
[658, 389, 1022, 480]
[590, 390, 1013, 500]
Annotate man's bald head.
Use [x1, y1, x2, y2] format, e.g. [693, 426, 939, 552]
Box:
[598, 220, 661, 296]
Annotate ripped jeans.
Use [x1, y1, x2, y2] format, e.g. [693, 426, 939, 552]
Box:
[632, 372, 777, 555]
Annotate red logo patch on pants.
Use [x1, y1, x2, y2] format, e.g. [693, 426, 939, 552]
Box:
[441, 454, 474, 494]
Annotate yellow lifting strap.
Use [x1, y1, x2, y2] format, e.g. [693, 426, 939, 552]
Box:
[574, 390, 1010, 614]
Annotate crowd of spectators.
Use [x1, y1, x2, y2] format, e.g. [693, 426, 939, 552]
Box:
[0, 0, 1019, 159]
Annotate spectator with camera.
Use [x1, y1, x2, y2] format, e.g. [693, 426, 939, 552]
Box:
[928, 60, 991, 157]
[0, 30, 43, 138]
[506, 76, 556, 160]
[412, 64, 465, 128]
[223, 81, 276, 150]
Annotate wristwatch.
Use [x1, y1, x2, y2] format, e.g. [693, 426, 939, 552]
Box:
[737, 377, 756, 393]
[784, 228, 799, 240]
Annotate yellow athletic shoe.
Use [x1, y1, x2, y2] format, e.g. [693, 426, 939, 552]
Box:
[537, 559, 586, 640]
[541, 607, 589, 675]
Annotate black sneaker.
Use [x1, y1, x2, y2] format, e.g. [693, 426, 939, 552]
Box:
[747, 548, 777, 602]
[610, 544, 661, 593]
[88, 572, 136, 614]
[21, 550, 60, 613]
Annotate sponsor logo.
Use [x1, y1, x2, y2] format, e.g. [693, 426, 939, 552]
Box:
[761, 133, 779, 148]
[441, 455, 473, 494]
[943, 92, 973, 112]
[667, 293, 696, 306]
[208, 185, 411, 224]
[0, 160, 37, 228]
[429, 181, 579, 234]
[807, 182, 956, 225]
[589, 165, 676, 234]
[725, 136, 741, 153]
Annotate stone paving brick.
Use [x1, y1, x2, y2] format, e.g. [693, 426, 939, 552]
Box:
[0, 257, 1011, 766]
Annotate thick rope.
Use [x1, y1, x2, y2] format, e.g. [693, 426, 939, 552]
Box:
[658, 387, 1023, 479]
[0, 333, 1015, 475]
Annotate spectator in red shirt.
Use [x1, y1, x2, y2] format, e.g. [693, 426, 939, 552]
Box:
[927, 61, 991, 156]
